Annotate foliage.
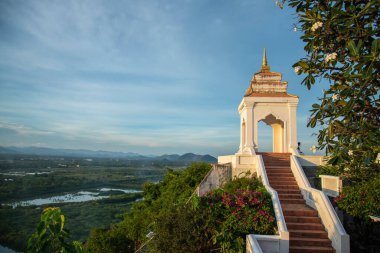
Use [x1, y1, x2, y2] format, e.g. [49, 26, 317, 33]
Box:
[223, 175, 266, 193]
[27, 207, 84, 253]
[85, 227, 134, 253]
[0, 194, 140, 252]
[0, 206, 41, 252]
[281, 0, 380, 180]
[334, 174, 380, 220]
[86, 165, 276, 253]
[196, 184, 276, 253]
[85, 162, 212, 252]
[149, 205, 215, 253]
[315, 165, 340, 177]
[0, 156, 161, 252]
[150, 176, 276, 253]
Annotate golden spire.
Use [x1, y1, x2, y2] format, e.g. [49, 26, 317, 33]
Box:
[262, 48, 267, 66]
[260, 48, 270, 72]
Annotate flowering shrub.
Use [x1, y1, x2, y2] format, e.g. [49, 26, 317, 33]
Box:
[310, 21, 323, 32]
[196, 178, 276, 252]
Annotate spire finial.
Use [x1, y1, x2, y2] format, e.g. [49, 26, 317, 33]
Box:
[260, 48, 270, 72]
[262, 48, 267, 67]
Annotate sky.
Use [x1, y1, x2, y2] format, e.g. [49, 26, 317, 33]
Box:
[0, 0, 329, 156]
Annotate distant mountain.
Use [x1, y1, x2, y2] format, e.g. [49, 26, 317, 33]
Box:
[0, 146, 143, 159]
[0, 146, 217, 163]
[178, 153, 217, 163]
[157, 154, 181, 161]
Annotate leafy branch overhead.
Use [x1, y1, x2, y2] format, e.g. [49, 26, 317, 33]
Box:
[284, 0, 380, 180]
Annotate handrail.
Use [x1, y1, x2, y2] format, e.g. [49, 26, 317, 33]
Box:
[290, 155, 349, 253]
[246, 235, 263, 253]
[256, 155, 288, 234]
[291, 156, 346, 233]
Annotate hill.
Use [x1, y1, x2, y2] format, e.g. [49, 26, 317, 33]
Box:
[0, 146, 217, 163]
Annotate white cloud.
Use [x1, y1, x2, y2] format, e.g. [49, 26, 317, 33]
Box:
[0, 0, 327, 155]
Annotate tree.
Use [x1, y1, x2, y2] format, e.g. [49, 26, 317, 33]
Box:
[279, 0, 380, 180]
[85, 227, 134, 253]
[27, 207, 84, 253]
[85, 163, 212, 252]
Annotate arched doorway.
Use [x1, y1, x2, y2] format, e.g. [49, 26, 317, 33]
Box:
[259, 114, 284, 153]
[258, 120, 272, 152]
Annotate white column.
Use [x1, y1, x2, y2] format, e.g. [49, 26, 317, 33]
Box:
[288, 102, 298, 151]
[244, 106, 255, 154]
[283, 121, 288, 153]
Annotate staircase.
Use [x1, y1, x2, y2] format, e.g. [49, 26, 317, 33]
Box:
[260, 152, 335, 253]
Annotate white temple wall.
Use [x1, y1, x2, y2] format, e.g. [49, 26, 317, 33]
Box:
[238, 96, 298, 154]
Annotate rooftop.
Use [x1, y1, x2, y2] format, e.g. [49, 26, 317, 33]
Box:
[244, 49, 290, 97]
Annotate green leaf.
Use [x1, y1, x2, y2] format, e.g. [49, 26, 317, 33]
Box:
[60, 214, 65, 232]
[328, 124, 334, 139]
[298, 61, 309, 70]
[347, 40, 359, 57]
[371, 39, 380, 54]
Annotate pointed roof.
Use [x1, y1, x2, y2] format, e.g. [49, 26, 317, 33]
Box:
[244, 49, 297, 98]
[260, 48, 270, 72]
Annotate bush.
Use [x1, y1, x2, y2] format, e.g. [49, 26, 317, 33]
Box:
[85, 227, 134, 253]
[85, 162, 211, 252]
[153, 176, 276, 253]
[27, 207, 84, 253]
[149, 206, 214, 253]
[335, 174, 380, 220]
[85, 166, 276, 253]
[197, 186, 276, 252]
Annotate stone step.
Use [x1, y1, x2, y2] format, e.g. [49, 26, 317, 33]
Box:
[275, 189, 301, 194]
[290, 237, 332, 247]
[278, 194, 303, 200]
[266, 170, 294, 175]
[264, 163, 290, 166]
[272, 185, 300, 190]
[280, 199, 305, 204]
[283, 209, 318, 217]
[262, 160, 290, 163]
[267, 173, 293, 178]
[284, 216, 321, 223]
[287, 222, 324, 230]
[266, 170, 293, 174]
[285, 216, 322, 223]
[267, 177, 296, 183]
[271, 180, 297, 186]
[289, 245, 335, 253]
[289, 229, 329, 239]
[261, 152, 291, 155]
[265, 167, 292, 170]
[265, 165, 291, 169]
[268, 178, 295, 182]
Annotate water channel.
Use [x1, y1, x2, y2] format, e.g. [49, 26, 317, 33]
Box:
[5, 188, 143, 208]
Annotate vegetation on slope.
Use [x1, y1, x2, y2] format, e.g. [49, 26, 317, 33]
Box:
[84, 163, 276, 253]
[26, 163, 277, 253]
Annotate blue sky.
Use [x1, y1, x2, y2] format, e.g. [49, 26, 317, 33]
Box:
[0, 0, 328, 156]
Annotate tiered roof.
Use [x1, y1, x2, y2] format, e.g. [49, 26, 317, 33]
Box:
[244, 49, 297, 98]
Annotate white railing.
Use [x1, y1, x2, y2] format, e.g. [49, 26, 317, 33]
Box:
[246, 155, 289, 253]
[246, 234, 263, 253]
[290, 155, 350, 253]
[320, 175, 342, 197]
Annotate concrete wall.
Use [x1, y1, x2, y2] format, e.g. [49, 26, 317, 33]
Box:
[197, 164, 232, 197]
[218, 154, 257, 178]
[298, 155, 327, 167]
